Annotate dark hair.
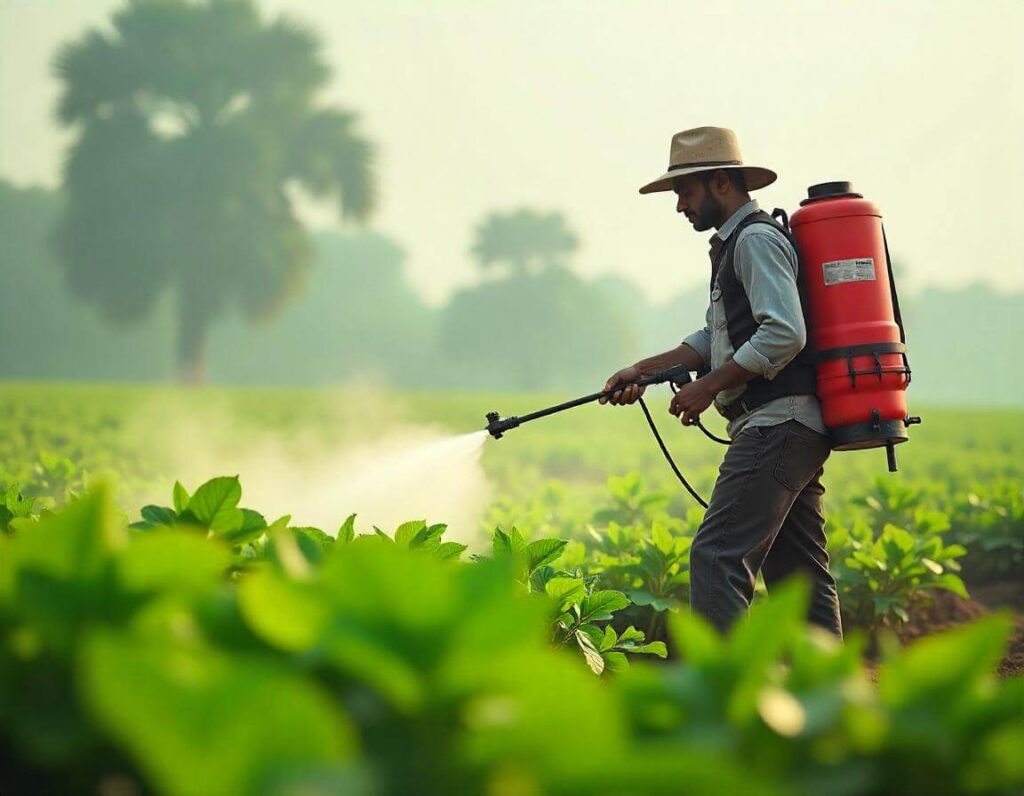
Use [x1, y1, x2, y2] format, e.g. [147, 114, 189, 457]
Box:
[701, 168, 748, 193]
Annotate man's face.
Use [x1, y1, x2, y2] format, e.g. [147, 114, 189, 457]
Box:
[673, 174, 722, 232]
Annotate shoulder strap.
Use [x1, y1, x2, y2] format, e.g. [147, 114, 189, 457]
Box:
[882, 224, 906, 344]
[710, 209, 778, 291]
[718, 207, 816, 362]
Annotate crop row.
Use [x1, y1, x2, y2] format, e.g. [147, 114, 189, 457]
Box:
[2, 475, 1022, 795]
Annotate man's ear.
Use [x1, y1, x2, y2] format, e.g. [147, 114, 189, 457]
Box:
[709, 169, 731, 196]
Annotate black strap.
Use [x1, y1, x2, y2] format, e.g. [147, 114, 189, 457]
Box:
[815, 341, 906, 362]
[771, 207, 790, 230]
[669, 158, 741, 171]
[882, 225, 906, 344]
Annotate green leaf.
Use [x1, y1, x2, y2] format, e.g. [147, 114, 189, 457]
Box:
[172, 481, 190, 514]
[525, 538, 568, 571]
[937, 573, 969, 599]
[491, 527, 513, 555]
[628, 589, 674, 612]
[337, 514, 357, 544]
[575, 629, 605, 675]
[410, 523, 447, 549]
[289, 527, 334, 565]
[618, 626, 645, 645]
[239, 570, 330, 650]
[82, 631, 353, 796]
[140, 505, 177, 527]
[668, 609, 722, 665]
[1, 485, 124, 585]
[435, 541, 467, 561]
[220, 509, 267, 547]
[545, 577, 586, 612]
[602, 651, 630, 674]
[600, 625, 618, 652]
[628, 641, 668, 658]
[187, 476, 243, 533]
[504, 526, 528, 553]
[394, 520, 427, 546]
[581, 590, 631, 621]
[529, 564, 557, 594]
[267, 530, 316, 579]
[879, 615, 1012, 707]
[118, 531, 229, 595]
[651, 523, 675, 555]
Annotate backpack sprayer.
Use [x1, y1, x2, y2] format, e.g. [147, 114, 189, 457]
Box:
[483, 182, 922, 508]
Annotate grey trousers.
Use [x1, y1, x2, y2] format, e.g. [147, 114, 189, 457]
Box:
[689, 419, 843, 638]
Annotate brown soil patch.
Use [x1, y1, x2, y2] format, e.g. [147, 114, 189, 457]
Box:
[892, 584, 1024, 679]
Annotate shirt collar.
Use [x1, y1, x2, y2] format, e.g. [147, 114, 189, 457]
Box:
[712, 199, 760, 244]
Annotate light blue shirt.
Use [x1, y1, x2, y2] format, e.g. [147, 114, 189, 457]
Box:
[682, 199, 827, 439]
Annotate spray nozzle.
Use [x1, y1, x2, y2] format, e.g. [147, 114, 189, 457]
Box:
[485, 411, 521, 440]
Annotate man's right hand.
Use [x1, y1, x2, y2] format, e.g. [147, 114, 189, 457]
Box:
[599, 364, 646, 405]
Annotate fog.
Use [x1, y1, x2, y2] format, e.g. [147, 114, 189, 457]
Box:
[3, 0, 1022, 306]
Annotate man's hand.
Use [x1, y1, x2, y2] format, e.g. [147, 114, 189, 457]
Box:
[669, 378, 716, 426]
[599, 364, 645, 405]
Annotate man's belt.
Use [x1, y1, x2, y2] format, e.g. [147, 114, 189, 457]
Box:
[715, 397, 752, 422]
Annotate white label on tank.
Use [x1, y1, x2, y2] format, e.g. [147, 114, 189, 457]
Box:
[822, 257, 876, 286]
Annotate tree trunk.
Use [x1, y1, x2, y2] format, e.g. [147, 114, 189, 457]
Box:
[176, 305, 208, 385]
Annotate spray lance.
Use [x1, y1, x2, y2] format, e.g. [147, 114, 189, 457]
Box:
[484, 364, 728, 508]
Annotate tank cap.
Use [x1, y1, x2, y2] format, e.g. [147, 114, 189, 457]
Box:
[801, 181, 863, 205]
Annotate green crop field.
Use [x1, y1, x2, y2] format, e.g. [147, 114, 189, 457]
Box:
[2, 382, 1023, 795]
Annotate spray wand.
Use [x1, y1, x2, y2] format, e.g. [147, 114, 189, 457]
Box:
[484, 364, 724, 508]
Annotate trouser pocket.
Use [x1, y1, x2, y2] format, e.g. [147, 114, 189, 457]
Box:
[772, 422, 830, 492]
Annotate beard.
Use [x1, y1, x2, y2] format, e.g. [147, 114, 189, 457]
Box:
[691, 190, 724, 232]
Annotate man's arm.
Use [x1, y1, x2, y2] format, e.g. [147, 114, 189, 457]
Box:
[670, 359, 758, 425]
[600, 341, 707, 406]
[729, 229, 807, 378]
[600, 308, 711, 406]
[670, 229, 806, 425]
[635, 341, 708, 375]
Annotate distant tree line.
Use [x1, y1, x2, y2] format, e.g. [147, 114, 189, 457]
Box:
[1, 179, 1021, 406]
[0, 180, 638, 391]
[3, 0, 1018, 404]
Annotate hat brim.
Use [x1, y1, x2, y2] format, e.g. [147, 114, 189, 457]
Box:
[639, 165, 777, 195]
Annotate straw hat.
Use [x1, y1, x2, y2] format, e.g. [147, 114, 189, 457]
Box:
[639, 126, 777, 195]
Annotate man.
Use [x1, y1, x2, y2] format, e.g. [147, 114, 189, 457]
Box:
[600, 126, 842, 638]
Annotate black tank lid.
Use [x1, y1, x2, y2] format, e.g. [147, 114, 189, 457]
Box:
[800, 181, 863, 205]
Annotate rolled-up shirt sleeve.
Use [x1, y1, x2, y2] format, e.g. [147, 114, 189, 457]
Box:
[682, 301, 713, 367]
[730, 230, 807, 379]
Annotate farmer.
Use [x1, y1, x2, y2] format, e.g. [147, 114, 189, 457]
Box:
[600, 126, 842, 638]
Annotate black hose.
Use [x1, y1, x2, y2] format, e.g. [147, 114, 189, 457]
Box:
[667, 382, 732, 446]
[696, 420, 732, 446]
[637, 395, 710, 509]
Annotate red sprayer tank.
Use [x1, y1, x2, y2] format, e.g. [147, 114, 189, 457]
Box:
[789, 182, 919, 471]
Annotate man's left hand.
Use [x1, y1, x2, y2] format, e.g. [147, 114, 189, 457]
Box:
[669, 379, 716, 426]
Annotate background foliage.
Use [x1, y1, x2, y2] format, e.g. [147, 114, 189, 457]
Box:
[2, 179, 1022, 400]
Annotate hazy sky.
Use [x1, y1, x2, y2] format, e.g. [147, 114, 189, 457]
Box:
[2, 0, 1022, 306]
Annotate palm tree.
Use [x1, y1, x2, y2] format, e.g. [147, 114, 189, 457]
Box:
[52, 0, 375, 383]
[470, 209, 579, 277]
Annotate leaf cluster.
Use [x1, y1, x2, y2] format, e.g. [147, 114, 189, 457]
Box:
[2, 484, 1020, 795]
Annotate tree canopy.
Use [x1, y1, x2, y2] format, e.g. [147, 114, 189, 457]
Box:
[52, 0, 376, 382]
[470, 208, 579, 276]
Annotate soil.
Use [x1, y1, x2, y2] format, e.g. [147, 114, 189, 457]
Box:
[891, 579, 1024, 679]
